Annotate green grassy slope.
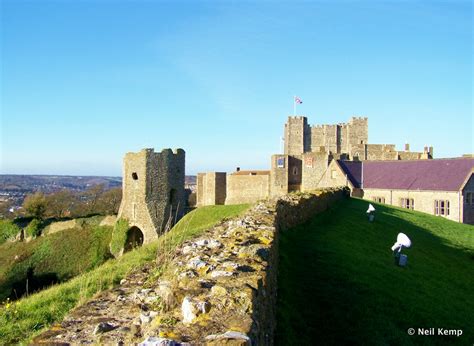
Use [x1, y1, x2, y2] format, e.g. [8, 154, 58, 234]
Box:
[0, 225, 113, 301]
[0, 204, 249, 345]
[277, 198, 474, 345]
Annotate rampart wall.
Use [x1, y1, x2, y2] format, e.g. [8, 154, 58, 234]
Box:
[225, 174, 270, 205]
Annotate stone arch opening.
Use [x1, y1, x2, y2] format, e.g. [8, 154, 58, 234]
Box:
[124, 226, 144, 252]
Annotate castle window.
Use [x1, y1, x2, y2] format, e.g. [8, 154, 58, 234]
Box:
[401, 198, 414, 210]
[434, 200, 450, 216]
[132, 172, 138, 180]
[466, 192, 473, 205]
[331, 170, 337, 179]
[169, 188, 177, 204]
[372, 197, 385, 204]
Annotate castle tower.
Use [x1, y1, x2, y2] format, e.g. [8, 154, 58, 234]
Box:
[284, 116, 311, 155]
[117, 148, 186, 247]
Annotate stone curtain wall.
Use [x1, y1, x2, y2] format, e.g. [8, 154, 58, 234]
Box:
[276, 188, 346, 231]
[225, 174, 270, 205]
[43, 215, 117, 235]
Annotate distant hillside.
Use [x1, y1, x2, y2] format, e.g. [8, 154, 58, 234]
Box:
[0, 175, 122, 194]
[0, 175, 196, 194]
[0, 174, 196, 207]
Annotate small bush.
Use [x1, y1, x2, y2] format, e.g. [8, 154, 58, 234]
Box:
[0, 220, 21, 244]
[25, 219, 43, 238]
[110, 218, 129, 257]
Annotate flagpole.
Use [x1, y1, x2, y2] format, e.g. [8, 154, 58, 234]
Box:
[293, 95, 296, 115]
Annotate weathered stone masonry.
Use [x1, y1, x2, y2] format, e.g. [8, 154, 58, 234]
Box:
[117, 148, 186, 245]
[198, 115, 434, 208]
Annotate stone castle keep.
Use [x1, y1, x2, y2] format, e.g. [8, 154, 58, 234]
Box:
[117, 148, 185, 246]
[198, 115, 434, 206]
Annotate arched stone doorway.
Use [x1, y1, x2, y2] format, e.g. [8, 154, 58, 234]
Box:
[124, 226, 144, 252]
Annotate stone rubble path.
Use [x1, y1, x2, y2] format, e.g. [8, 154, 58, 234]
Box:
[32, 201, 278, 346]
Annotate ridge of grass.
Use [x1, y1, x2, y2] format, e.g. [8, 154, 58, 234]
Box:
[276, 198, 474, 345]
[0, 204, 249, 345]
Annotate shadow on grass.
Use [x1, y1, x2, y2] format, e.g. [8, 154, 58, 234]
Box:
[9, 268, 60, 300]
[276, 198, 474, 346]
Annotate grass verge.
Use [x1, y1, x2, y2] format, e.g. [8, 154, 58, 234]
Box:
[0, 204, 249, 345]
[276, 198, 474, 345]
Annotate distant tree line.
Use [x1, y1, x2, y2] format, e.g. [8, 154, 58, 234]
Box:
[4, 185, 122, 221]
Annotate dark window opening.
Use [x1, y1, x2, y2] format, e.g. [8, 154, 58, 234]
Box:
[132, 172, 138, 180]
[169, 188, 177, 204]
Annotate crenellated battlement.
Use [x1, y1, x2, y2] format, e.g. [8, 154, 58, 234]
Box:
[285, 115, 368, 156]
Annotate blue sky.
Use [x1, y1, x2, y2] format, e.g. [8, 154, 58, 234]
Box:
[1, 0, 472, 176]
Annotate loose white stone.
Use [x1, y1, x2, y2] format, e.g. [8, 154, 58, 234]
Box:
[205, 330, 250, 341]
[187, 257, 207, 270]
[138, 336, 177, 346]
[181, 296, 198, 324]
[194, 239, 209, 247]
[140, 312, 152, 324]
[182, 245, 194, 254]
[210, 270, 234, 278]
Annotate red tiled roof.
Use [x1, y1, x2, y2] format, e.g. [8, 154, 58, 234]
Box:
[338, 158, 474, 191]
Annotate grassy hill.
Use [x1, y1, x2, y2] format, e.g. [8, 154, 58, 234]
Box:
[0, 221, 113, 302]
[0, 204, 249, 345]
[276, 198, 474, 345]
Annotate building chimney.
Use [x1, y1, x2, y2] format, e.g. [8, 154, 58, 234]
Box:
[424, 146, 428, 153]
[429, 146, 433, 157]
[405, 143, 410, 152]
